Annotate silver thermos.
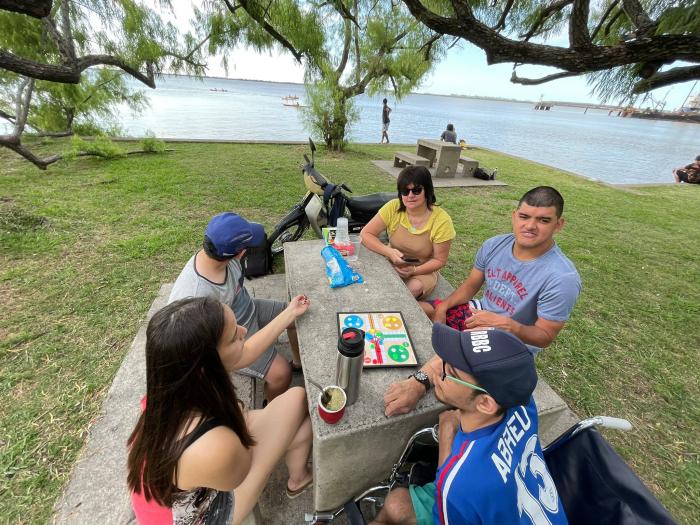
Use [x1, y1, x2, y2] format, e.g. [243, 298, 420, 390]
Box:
[335, 327, 365, 405]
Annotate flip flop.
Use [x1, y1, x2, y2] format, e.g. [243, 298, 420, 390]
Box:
[289, 359, 303, 372]
[286, 477, 313, 500]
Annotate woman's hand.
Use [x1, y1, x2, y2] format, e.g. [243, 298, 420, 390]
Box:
[395, 265, 416, 279]
[387, 248, 406, 266]
[286, 294, 311, 318]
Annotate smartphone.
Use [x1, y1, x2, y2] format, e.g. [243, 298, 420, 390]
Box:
[401, 256, 420, 263]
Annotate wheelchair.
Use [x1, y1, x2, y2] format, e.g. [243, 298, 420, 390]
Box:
[305, 417, 677, 525]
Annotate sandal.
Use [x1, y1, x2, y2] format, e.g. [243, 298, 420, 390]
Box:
[286, 477, 313, 500]
[290, 359, 303, 372]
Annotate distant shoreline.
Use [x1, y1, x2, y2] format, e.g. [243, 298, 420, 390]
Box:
[159, 72, 537, 105]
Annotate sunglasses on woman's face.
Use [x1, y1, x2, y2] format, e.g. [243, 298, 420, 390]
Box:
[400, 186, 423, 196]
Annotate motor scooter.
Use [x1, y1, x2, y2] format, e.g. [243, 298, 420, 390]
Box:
[268, 139, 394, 255]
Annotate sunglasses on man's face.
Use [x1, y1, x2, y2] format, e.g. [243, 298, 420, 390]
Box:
[441, 362, 489, 394]
[400, 186, 423, 196]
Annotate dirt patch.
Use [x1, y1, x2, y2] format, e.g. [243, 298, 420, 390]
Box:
[0, 203, 49, 233]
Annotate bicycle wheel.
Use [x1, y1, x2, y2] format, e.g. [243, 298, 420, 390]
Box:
[269, 210, 310, 255]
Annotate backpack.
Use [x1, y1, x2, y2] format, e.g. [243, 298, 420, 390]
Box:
[241, 233, 273, 279]
[473, 167, 497, 180]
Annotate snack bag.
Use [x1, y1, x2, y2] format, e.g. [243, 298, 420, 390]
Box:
[321, 246, 363, 288]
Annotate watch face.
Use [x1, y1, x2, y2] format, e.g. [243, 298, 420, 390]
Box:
[415, 371, 428, 381]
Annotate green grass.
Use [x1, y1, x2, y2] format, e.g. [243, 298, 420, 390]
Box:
[1, 141, 698, 524]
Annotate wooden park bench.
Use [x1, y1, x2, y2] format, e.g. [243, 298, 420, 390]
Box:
[393, 151, 430, 168]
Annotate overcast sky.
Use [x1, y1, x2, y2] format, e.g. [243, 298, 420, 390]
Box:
[171, 3, 696, 111]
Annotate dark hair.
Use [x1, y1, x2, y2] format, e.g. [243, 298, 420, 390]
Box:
[518, 186, 564, 218]
[695, 155, 700, 162]
[446, 123, 454, 131]
[127, 297, 254, 506]
[396, 165, 436, 212]
[203, 235, 236, 261]
[382, 98, 388, 104]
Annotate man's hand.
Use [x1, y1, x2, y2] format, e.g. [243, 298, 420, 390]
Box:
[286, 294, 311, 319]
[438, 410, 460, 438]
[384, 378, 425, 417]
[437, 409, 461, 464]
[433, 303, 449, 325]
[463, 310, 513, 332]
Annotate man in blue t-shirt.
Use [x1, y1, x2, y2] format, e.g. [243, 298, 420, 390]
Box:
[384, 186, 580, 417]
[371, 325, 569, 525]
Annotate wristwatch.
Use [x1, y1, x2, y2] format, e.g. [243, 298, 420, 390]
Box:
[409, 370, 431, 392]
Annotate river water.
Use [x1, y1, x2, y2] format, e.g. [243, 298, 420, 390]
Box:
[101, 74, 700, 184]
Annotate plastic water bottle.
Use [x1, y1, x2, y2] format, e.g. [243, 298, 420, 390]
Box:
[335, 327, 365, 405]
[335, 217, 350, 245]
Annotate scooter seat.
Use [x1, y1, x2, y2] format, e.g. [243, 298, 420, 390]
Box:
[346, 192, 395, 222]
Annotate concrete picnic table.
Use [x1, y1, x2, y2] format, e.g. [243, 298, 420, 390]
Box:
[284, 240, 444, 512]
[416, 138, 462, 178]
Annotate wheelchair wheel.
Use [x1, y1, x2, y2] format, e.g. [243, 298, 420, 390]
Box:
[268, 210, 309, 255]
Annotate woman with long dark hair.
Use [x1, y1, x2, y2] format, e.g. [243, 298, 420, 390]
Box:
[127, 295, 313, 524]
[361, 165, 455, 301]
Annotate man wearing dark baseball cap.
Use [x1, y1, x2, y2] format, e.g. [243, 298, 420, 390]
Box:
[169, 212, 303, 401]
[372, 325, 568, 525]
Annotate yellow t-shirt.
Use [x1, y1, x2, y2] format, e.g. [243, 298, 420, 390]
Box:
[377, 199, 456, 243]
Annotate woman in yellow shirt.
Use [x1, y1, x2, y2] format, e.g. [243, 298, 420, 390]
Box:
[361, 166, 455, 300]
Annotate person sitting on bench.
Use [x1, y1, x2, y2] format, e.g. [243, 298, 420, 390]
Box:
[128, 296, 314, 525]
[371, 325, 568, 525]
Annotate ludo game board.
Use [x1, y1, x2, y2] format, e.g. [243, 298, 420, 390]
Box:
[337, 312, 418, 368]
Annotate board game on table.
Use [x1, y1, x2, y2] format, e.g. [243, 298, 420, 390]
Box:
[337, 311, 418, 367]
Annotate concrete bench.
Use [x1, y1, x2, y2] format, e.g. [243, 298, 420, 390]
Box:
[458, 156, 479, 177]
[425, 275, 578, 445]
[393, 151, 430, 168]
[52, 283, 262, 525]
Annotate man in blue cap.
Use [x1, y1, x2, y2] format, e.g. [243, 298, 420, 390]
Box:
[371, 325, 568, 525]
[169, 212, 301, 401]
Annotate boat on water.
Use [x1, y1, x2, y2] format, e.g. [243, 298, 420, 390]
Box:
[281, 95, 306, 108]
[210, 88, 229, 92]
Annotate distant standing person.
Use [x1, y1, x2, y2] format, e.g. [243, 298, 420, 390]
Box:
[440, 123, 457, 144]
[381, 98, 392, 144]
[673, 155, 700, 183]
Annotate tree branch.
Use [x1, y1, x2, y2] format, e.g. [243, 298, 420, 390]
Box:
[0, 0, 53, 19]
[0, 109, 16, 124]
[591, 0, 619, 41]
[14, 78, 33, 136]
[401, 0, 700, 72]
[511, 69, 582, 85]
[521, 0, 574, 42]
[492, 0, 515, 32]
[234, 0, 304, 62]
[632, 65, 700, 93]
[0, 137, 62, 169]
[620, 0, 655, 34]
[335, 18, 352, 77]
[0, 50, 157, 87]
[569, 0, 591, 48]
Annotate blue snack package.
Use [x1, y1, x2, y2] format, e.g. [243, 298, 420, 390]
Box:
[321, 246, 364, 288]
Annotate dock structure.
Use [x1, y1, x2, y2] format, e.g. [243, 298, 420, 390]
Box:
[534, 101, 631, 115]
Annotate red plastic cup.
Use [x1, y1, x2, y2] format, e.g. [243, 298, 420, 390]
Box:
[318, 386, 347, 424]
